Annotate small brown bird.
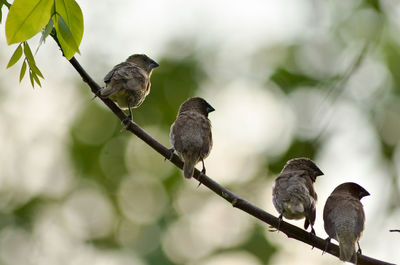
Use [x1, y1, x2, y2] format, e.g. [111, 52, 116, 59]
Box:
[323, 182, 369, 263]
[272, 157, 324, 234]
[100, 54, 159, 119]
[169, 97, 214, 179]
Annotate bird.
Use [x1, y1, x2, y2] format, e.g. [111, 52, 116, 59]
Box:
[272, 157, 324, 234]
[169, 97, 215, 179]
[323, 182, 369, 263]
[100, 54, 159, 120]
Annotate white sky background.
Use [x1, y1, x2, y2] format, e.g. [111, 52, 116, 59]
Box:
[0, 0, 399, 265]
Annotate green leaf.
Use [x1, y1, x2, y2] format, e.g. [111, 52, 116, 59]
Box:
[32, 71, 42, 87]
[55, 14, 80, 54]
[270, 68, 320, 93]
[29, 62, 44, 78]
[6, 44, 23, 68]
[29, 70, 35, 87]
[23, 42, 35, 64]
[5, 0, 53, 44]
[0, 4, 3, 24]
[0, 0, 11, 8]
[53, 0, 84, 59]
[23, 42, 44, 79]
[40, 18, 54, 43]
[19, 60, 27, 82]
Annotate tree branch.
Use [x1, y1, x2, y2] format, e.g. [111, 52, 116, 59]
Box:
[60, 51, 395, 265]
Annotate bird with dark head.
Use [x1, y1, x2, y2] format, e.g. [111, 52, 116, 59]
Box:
[272, 157, 323, 234]
[323, 182, 370, 263]
[169, 97, 215, 179]
[100, 54, 159, 120]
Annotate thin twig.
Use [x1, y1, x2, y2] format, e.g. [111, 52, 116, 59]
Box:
[390, 230, 400, 233]
[54, 36, 395, 265]
[313, 42, 370, 143]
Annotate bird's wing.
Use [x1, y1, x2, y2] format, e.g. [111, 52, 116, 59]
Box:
[340, 197, 365, 236]
[170, 117, 185, 154]
[101, 62, 147, 97]
[323, 195, 338, 238]
[103, 62, 124, 83]
[199, 116, 212, 158]
[170, 112, 211, 156]
[323, 194, 365, 239]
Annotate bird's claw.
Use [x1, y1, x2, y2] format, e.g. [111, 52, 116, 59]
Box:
[277, 214, 283, 231]
[91, 89, 102, 100]
[322, 237, 331, 255]
[165, 148, 175, 162]
[195, 160, 207, 188]
[120, 114, 133, 131]
[268, 225, 278, 232]
[357, 241, 362, 255]
[197, 170, 205, 188]
[268, 214, 283, 233]
[309, 227, 316, 249]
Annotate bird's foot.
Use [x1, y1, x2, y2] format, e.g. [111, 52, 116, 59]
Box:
[201, 159, 206, 175]
[322, 237, 331, 255]
[309, 227, 316, 249]
[91, 87, 103, 100]
[165, 148, 175, 162]
[357, 241, 362, 255]
[268, 215, 282, 233]
[197, 171, 204, 188]
[120, 114, 133, 131]
[196, 160, 207, 188]
[268, 225, 278, 232]
[272, 214, 282, 233]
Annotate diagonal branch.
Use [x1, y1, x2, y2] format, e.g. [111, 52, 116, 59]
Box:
[62, 52, 395, 265]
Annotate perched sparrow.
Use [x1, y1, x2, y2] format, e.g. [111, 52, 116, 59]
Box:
[272, 157, 323, 234]
[169, 97, 214, 179]
[100, 54, 159, 119]
[323, 182, 370, 263]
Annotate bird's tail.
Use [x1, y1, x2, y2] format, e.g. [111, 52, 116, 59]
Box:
[183, 156, 196, 179]
[337, 229, 357, 263]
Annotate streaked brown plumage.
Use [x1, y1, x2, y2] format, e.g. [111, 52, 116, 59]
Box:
[272, 157, 323, 234]
[169, 97, 214, 179]
[100, 54, 159, 118]
[323, 182, 369, 263]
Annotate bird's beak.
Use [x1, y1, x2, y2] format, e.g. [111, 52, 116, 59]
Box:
[150, 61, 159, 69]
[360, 190, 370, 198]
[206, 105, 215, 113]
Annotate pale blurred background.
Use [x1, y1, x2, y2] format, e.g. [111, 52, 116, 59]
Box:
[1, 0, 400, 264]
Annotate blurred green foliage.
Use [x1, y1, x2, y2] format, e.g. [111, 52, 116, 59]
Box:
[4, 0, 400, 264]
[70, 99, 125, 192]
[65, 56, 276, 264]
[384, 43, 400, 95]
[240, 226, 277, 263]
[270, 68, 321, 93]
[267, 140, 320, 175]
[363, 0, 381, 11]
[66, 55, 278, 264]
[134, 55, 206, 129]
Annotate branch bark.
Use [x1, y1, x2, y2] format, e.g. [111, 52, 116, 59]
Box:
[61, 53, 395, 265]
